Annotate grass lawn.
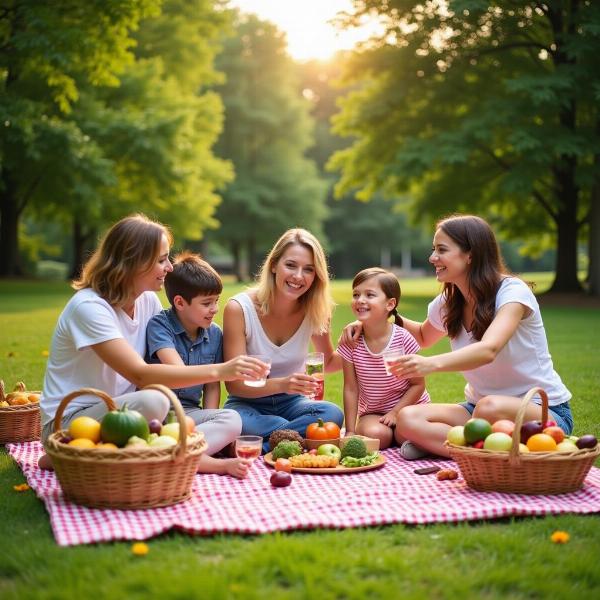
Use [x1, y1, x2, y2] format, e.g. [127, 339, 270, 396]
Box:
[1, 276, 599, 599]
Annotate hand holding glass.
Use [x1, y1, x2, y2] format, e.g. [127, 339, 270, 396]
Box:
[382, 346, 405, 376]
[244, 354, 271, 387]
[235, 435, 263, 461]
[305, 351, 324, 400]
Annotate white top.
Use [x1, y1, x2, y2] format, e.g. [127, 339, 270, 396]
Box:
[41, 288, 162, 425]
[231, 292, 313, 379]
[338, 324, 430, 416]
[427, 277, 571, 406]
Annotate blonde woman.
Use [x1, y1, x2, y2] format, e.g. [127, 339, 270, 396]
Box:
[223, 228, 344, 452]
[39, 214, 268, 469]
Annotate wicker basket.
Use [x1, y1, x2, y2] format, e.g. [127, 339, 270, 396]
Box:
[446, 387, 600, 495]
[0, 380, 41, 444]
[44, 384, 207, 509]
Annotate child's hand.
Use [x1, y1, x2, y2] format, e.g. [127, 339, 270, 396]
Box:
[338, 320, 362, 346]
[224, 458, 251, 479]
[220, 355, 270, 382]
[379, 412, 397, 427]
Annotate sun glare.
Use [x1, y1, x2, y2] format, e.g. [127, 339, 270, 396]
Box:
[228, 0, 382, 61]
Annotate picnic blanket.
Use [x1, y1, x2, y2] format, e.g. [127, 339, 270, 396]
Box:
[8, 441, 600, 546]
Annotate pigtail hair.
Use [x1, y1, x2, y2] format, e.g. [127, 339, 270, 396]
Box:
[391, 307, 403, 328]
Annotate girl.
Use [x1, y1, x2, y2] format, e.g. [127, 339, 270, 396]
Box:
[343, 215, 573, 458]
[39, 214, 268, 477]
[338, 268, 430, 449]
[223, 228, 344, 452]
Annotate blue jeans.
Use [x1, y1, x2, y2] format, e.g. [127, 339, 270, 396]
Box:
[225, 393, 344, 453]
[459, 400, 574, 435]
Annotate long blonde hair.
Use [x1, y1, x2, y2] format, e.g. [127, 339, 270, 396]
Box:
[73, 214, 173, 308]
[255, 228, 334, 334]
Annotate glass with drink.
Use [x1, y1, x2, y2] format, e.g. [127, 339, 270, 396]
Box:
[305, 351, 325, 400]
[244, 354, 271, 387]
[235, 435, 263, 461]
[382, 345, 405, 376]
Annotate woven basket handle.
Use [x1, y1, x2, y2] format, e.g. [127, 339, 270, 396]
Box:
[53, 388, 117, 433]
[0, 380, 5, 402]
[509, 386, 549, 464]
[53, 385, 190, 460]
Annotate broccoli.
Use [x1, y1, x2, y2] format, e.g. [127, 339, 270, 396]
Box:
[341, 436, 368, 459]
[271, 440, 303, 460]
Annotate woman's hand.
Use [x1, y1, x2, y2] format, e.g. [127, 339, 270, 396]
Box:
[339, 320, 363, 346]
[388, 354, 436, 379]
[281, 372, 318, 396]
[379, 411, 398, 427]
[224, 458, 251, 479]
[219, 355, 270, 382]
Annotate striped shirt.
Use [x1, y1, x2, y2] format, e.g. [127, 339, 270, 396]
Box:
[338, 324, 430, 416]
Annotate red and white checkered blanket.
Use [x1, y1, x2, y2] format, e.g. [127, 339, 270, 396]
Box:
[7, 442, 600, 546]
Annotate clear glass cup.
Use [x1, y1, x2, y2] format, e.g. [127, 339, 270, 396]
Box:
[382, 345, 405, 376]
[234, 435, 263, 461]
[305, 351, 324, 400]
[243, 354, 271, 387]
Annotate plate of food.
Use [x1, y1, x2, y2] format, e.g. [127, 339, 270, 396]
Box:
[263, 451, 386, 474]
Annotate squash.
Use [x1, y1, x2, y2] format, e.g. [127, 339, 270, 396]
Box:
[306, 418, 341, 440]
[100, 405, 150, 447]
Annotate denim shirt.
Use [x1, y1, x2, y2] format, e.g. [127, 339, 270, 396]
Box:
[145, 308, 223, 407]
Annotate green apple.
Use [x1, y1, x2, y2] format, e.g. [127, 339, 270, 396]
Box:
[317, 443, 342, 459]
[446, 425, 466, 446]
[126, 435, 149, 448]
[483, 432, 512, 451]
[568, 435, 579, 443]
[556, 441, 577, 452]
[160, 422, 180, 441]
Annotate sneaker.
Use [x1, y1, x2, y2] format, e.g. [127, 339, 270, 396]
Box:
[399, 440, 430, 461]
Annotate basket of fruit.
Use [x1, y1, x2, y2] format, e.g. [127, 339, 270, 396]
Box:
[445, 387, 599, 495]
[0, 380, 41, 444]
[44, 384, 207, 509]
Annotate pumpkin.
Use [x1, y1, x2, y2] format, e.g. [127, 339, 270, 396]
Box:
[100, 405, 150, 447]
[306, 418, 341, 440]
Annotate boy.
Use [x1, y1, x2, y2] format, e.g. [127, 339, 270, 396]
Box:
[146, 251, 250, 478]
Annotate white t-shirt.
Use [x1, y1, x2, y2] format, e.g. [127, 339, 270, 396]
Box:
[41, 288, 162, 425]
[231, 292, 313, 379]
[427, 277, 571, 406]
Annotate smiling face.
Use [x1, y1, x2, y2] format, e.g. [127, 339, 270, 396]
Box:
[175, 293, 220, 334]
[133, 234, 173, 296]
[351, 276, 396, 324]
[429, 228, 471, 286]
[272, 243, 316, 300]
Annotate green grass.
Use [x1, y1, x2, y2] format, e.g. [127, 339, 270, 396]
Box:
[1, 276, 599, 599]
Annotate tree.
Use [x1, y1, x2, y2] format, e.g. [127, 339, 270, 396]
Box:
[212, 13, 327, 280]
[0, 0, 160, 276]
[329, 0, 600, 295]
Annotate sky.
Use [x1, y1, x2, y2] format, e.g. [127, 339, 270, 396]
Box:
[227, 0, 382, 61]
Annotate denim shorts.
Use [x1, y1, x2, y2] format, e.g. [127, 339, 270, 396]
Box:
[459, 400, 573, 435]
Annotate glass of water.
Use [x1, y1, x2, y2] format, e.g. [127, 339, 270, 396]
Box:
[243, 354, 271, 387]
[382, 346, 405, 376]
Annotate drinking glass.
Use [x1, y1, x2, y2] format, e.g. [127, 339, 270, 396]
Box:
[382, 345, 405, 376]
[235, 435, 263, 461]
[305, 351, 325, 400]
[243, 354, 271, 387]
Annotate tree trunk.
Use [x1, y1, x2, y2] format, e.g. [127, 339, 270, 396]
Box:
[588, 180, 600, 297]
[231, 241, 243, 282]
[549, 157, 582, 293]
[0, 172, 24, 277]
[69, 218, 95, 280]
[247, 238, 259, 281]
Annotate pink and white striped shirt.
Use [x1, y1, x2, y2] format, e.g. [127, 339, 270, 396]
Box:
[338, 324, 430, 416]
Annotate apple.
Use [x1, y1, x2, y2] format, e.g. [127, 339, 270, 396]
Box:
[160, 422, 180, 441]
[556, 441, 577, 452]
[519, 443, 529, 453]
[308, 449, 318, 455]
[483, 432, 512, 451]
[149, 435, 177, 448]
[576, 434, 598, 449]
[270, 471, 292, 487]
[543, 426, 565, 444]
[568, 435, 579, 444]
[126, 435, 149, 448]
[491, 419, 515, 436]
[544, 420, 557, 429]
[520, 420, 543, 444]
[447, 425, 466, 446]
[472, 440, 485, 449]
[317, 443, 342, 459]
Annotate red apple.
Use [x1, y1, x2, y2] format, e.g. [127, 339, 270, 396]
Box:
[473, 440, 485, 449]
[491, 419, 515, 436]
[520, 420, 543, 444]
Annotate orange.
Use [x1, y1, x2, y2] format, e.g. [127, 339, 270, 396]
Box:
[68, 416, 101, 443]
[526, 433, 557, 452]
[185, 416, 196, 435]
[68, 438, 97, 449]
[95, 442, 119, 450]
